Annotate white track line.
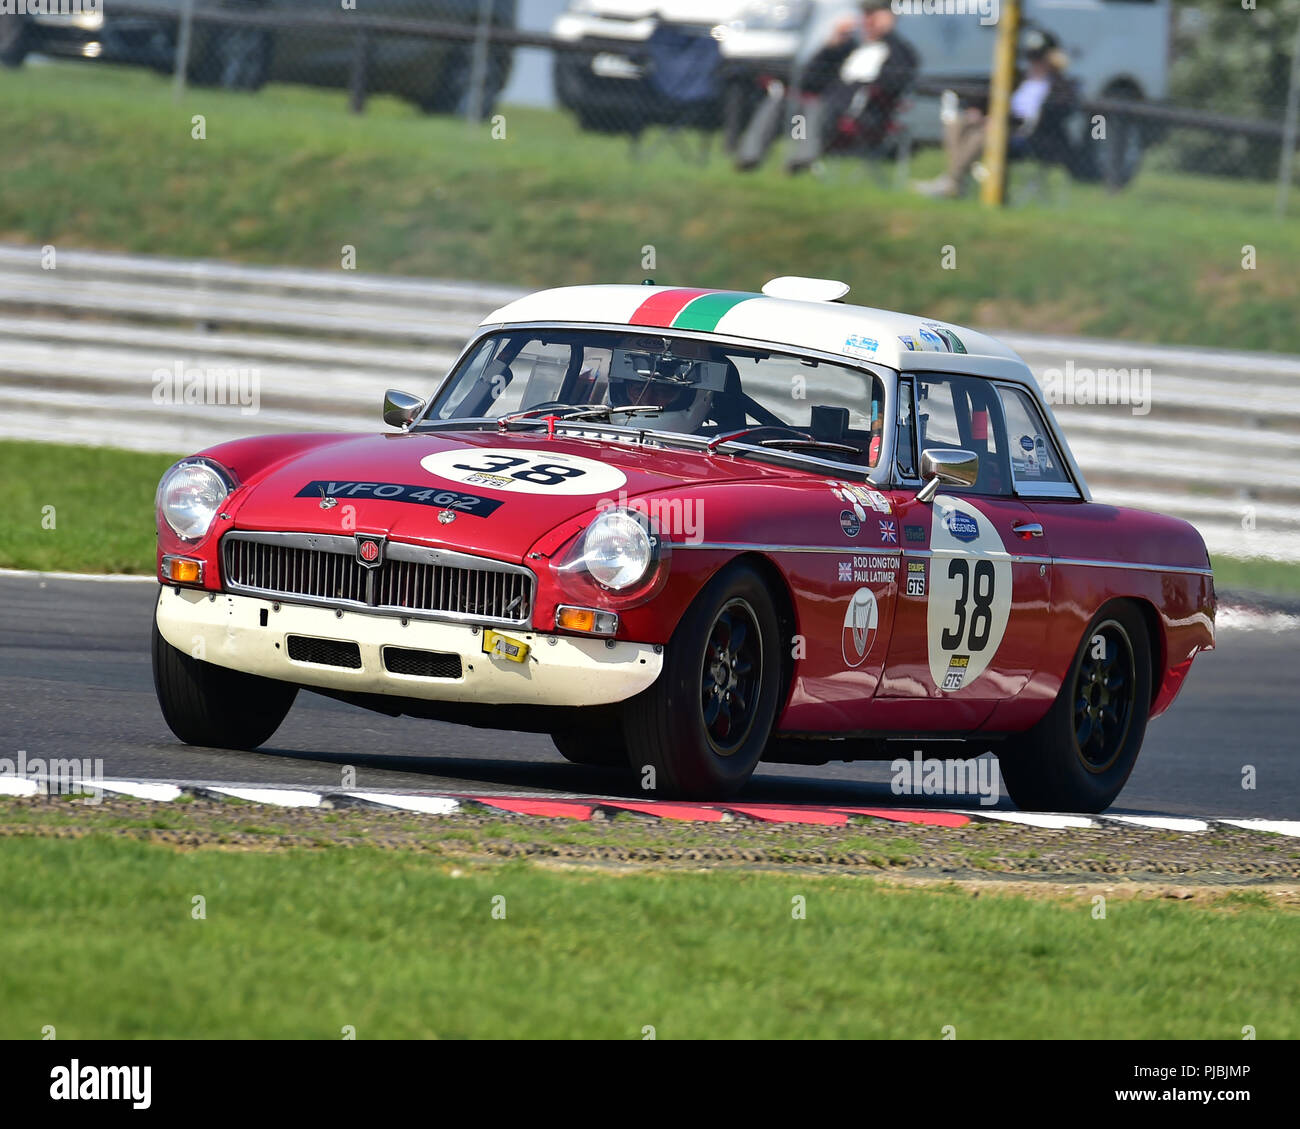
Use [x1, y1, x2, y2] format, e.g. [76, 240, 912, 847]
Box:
[95, 780, 184, 803]
[1215, 819, 1300, 838]
[207, 786, 322, 808]
[964, 811, 1097, 830]
[0, 776, 40, 796]
[339, 792, 461, 815]
[1104, 815, 1210, 833]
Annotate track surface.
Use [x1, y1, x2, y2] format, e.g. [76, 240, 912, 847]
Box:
[2, 574, 1293, 818]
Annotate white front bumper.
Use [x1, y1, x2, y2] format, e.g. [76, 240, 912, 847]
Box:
[155, 588, 663, 707]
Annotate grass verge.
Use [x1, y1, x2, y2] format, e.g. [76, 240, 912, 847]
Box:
[2, 439, 1294, 597]
[3, 63, 1300, 351]
[1, 831, 1297, 1038]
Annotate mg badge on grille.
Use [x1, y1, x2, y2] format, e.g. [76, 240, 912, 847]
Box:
[356, 535, 385, 568]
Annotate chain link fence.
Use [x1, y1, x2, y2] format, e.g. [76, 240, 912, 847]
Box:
[5, 1, 1300, 207]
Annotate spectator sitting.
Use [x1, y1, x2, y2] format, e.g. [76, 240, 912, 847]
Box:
[735, 0, 918, 175]
[914, 29, 1073, 199]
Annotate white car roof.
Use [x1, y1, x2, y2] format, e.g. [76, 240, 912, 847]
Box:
[481, 283, 1030, 378]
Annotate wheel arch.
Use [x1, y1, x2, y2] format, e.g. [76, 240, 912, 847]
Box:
[1092, 594, 1165, 709]
[726, 551, 799, 715]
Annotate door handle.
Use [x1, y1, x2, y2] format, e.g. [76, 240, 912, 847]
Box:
[1011, 522, 1044, 538]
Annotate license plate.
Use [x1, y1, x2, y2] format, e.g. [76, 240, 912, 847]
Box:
[482, 630, 530, 663]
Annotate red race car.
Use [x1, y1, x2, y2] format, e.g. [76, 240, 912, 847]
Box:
[152, 278, 1215, 811]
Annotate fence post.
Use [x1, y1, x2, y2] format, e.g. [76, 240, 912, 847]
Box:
[466, 0, 493, 124]
[1276, 14, 1300, 218]
[172, 0, 194, 101]
[980, 0, 1021, 208]
[349, 28, 370, 114]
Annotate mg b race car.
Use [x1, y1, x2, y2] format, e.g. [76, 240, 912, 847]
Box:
[152, 278, 1215, 811]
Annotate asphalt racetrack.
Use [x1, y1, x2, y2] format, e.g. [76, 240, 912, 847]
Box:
[3, 573, 1292, 819]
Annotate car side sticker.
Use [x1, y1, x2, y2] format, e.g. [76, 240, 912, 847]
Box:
[841, 587, 879, 668]
[296, 481, 503, 516]
[926, 495, 1013, 692]
[420, 448, 627, 497]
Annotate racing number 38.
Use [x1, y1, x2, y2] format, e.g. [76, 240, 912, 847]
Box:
[939, 557, 997, 653]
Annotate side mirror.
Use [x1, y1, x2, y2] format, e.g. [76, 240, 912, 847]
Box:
[917, 448, 978, 503]
[383, 389, 425, 430]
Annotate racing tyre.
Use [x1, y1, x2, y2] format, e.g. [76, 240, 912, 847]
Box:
[152, 618, 297, 749]
[551, 729, 627, 767]
[623, 562, 781, 798]
[997, 602, 1152, 813]
[0, 14, 28, 67]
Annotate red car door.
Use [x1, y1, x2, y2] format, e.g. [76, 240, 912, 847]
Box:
[869, 372, 1052, 731]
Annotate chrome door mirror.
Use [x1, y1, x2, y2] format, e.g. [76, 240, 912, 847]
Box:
[383, 389, 425, 429]
[917, 448, 978, 503]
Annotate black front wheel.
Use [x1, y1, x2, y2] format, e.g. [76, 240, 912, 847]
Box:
[623, 562, 782, 798]
[152, 618, 296, 749]
[998, 602, 1152, 813]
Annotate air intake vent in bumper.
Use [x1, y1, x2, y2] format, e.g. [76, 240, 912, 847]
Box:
[382, 647, 463, 679]
[286, 635, 363, 669]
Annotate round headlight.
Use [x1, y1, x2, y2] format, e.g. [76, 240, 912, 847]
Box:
[156, 461, 230, 541]
[583, 511, 652, 590]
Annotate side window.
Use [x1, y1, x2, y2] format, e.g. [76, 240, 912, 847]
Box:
[998, 386, 1075, 489]
[914, 373, 1012, 496]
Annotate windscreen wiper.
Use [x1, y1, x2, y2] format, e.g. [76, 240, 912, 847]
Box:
[760, 437, 861, 456]
[498, 404, 663, 430]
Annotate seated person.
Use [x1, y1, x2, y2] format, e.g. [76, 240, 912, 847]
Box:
[734, 0, 917, 174]
[913, 28, 1074, 199]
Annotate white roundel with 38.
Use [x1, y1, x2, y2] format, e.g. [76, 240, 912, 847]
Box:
[420, 447, 627, 496]
[926, 495, 1013, 692]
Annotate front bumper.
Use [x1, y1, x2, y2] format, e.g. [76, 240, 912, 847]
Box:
[32, 17, 175, 67]
[155, 587, 663, 707]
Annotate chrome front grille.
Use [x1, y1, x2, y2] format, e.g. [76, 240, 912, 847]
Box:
[221, 531, 534, 627]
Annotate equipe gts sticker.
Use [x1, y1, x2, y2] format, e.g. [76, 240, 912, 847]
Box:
[297, 481, 502, 516]
[420, 448, 627, 497]
[906, 560, 926, 597]
[926, 495, 1013, 692]
[841, 587, 879, 669]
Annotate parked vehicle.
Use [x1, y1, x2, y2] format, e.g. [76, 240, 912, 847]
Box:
[0, 0, 518, 117]
[152, 276, 1214, 810]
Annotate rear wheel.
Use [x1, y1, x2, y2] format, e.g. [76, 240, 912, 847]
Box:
[998, 602, 1152, 813]
[623, 562, 781, 798]
[152, 618, 296, 749]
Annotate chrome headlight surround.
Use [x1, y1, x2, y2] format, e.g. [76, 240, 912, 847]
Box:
[155, 458, 236, 543]
[581, 509, 654, 591]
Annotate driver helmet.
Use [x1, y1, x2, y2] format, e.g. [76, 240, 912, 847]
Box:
[608, 354, 715, 434]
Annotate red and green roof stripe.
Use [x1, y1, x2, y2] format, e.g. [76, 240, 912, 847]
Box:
[630, 288, 760, 332]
